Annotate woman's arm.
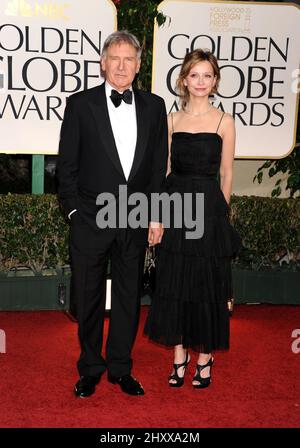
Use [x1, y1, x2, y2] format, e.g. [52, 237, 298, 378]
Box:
[219, 114, 236, 204]
[166, 113, 174, 176]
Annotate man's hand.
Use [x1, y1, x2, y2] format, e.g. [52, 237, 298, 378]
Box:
[148, 222, 164, 246]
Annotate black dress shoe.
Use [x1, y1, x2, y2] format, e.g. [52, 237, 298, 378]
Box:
[108, 374, 145, 396]
[74, 375, 101, 398]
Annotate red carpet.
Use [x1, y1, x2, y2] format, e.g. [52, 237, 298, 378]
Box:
[0, 305, 299, 428]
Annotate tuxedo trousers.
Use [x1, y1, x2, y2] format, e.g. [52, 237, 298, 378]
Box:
[70, 213, 146, 378]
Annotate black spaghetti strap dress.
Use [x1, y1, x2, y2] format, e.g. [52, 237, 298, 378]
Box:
[144, 114, 241, 353]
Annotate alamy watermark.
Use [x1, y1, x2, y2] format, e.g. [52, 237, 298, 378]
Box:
[0, 329, 6, 353]
[95, 185, 204, 240]
[291, 329, 300, 354]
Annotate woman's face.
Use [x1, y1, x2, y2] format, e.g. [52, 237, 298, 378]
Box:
[183, 60, 216, 98]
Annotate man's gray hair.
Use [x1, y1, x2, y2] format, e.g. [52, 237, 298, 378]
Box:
[101, 30, 142, 60]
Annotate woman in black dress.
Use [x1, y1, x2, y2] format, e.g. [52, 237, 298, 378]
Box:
[145, 49, 241, 388]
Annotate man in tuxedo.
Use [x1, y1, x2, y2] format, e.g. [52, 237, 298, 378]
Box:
[57, 31, 168, 397]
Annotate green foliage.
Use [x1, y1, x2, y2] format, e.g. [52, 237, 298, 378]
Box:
[230, 195, 300, 270]
[0, 155, 30, 194]
[0, 194, 299, 274]
[114, 0, 167, 90]
[253, 146, 300, 198]
[0, 194, 69, 274]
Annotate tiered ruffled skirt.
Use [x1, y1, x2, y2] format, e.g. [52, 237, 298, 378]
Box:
[144, 175, 241, 353]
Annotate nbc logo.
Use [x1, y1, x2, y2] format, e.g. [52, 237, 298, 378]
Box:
[5, 0, 70, 20]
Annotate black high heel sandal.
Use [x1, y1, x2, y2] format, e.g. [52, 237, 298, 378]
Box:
[192, 357, 214, 389]
[168, 351, 190, 388]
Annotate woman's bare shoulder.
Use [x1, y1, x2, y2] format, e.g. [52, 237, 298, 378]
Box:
[168, 110, 183, 127]
[219, 110, 234, 123]
[211, 106, 232, 118]
[168, 110, 182, 119]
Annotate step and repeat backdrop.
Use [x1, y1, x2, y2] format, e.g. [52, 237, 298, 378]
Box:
[0, 0, 116, 154]
[152, 0, 300, 158]
[0, 0, 299, 158]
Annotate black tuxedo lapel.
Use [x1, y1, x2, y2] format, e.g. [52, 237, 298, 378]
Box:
[128, 88, 149, 183]
[88, 84, 126, 181]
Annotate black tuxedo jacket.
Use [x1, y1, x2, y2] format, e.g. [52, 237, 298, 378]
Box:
[57, 82, 168, 244]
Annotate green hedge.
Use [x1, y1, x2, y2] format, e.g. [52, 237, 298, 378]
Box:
[230, 196, 300, 270]
[0, 194, 299, 274]
[0, 194, 69, 274]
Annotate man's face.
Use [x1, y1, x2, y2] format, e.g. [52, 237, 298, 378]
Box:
[101, 42, 141, 91]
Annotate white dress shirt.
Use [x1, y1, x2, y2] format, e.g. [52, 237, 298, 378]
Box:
[105, 81, 137, 181]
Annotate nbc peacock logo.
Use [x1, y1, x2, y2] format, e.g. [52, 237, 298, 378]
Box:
[4, 0, 71, 20]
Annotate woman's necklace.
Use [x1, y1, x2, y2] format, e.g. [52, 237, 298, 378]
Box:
[183, 104, 212, 117]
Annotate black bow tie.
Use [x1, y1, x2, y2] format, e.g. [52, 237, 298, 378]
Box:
[110, 89, 133, 107]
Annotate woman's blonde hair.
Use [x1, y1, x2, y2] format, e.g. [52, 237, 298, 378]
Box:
[176, 49, 220, 109]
